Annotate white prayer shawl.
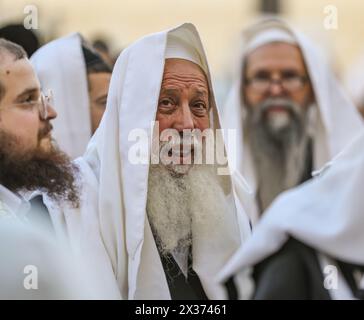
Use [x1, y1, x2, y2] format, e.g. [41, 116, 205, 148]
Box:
[345, 51, 364, 110]
[8, 188, 122, 299]
[31, 33, 92, 159]
[0, 206, 109, 299]
[221, 18, 364, 224]
[32, 165, 122, 299]
[71, 23, 252, 299]
[217, 131, 364, 298]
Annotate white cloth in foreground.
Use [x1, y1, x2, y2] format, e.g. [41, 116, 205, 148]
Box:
[217, 131, 364, 298]
[0, 216, 107, 299]
[221, 17, 364, 224]
[67, 23, 252, 299]
[0, 183, 120, 299]
[31, 33, 91, 159]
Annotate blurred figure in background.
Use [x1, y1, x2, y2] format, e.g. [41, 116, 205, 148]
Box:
[92, 37, 116, 68]
[0, 23, 40, 57]
[31, 33, 112, 159]
[221, 18, 363, 224]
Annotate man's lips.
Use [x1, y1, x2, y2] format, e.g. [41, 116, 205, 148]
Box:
[266, 106, 288, 113]
[167, 145, 194, 164]
[40, 131, 52, 139]
[167, 146, 194, 157]
[39, 123, 53, 139]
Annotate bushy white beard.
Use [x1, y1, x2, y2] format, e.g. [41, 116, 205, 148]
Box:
[146, 163, 229, 257]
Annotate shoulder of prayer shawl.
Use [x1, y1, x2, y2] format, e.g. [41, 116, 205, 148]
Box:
[0, 199, 11, 218]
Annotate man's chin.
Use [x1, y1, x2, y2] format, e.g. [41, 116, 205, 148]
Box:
[265, 110, 292, 133]
[38, 136, 54, 153]
[166, 163, 193, 176]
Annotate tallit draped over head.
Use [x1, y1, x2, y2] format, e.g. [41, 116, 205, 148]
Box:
[77, 23, 251, 299]
[221, 17, 364, 224]
[217, 131, 364, 297]
[31, 33, 91, 159]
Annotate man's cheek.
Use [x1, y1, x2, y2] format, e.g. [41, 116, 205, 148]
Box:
[195, 118, 210, 131]
[157, 117, 171, 134]
[244, 90, 261, 106]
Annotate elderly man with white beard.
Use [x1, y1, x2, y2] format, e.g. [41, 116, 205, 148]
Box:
[222, 18, 363, 222]
[68, 23, 251, 299]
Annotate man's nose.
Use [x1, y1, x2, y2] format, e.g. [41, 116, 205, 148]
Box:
[46, 105, 57, 120]
[268, 79, 285, 96]
[174, 103, 194, 132]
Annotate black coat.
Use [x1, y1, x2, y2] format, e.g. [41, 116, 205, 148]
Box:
[252, 238, 331, 300]
[252, 237, 364, 300]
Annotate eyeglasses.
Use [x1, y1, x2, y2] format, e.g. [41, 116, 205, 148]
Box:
[7, 90, 54, 120]
[245, 73, 308, 93]
[38, 90, 54, 119]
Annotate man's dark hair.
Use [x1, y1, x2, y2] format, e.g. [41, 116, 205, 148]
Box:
[92, 39, 109, 54]
[0, 24, 40, 57]
[81, 44, 112, 74]
[0, 38, 28, 102]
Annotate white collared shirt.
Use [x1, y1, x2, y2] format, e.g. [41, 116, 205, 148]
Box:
[0, 184, 30, 221]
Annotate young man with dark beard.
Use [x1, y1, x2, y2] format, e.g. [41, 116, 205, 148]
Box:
[0, 39, 117, 299]
[0, 38, 80, 228]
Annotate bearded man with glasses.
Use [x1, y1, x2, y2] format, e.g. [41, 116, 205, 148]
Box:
[0, 38, 80, 226]
[221, 18, 363, 221]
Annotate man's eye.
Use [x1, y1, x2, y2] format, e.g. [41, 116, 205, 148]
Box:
[193, 102, 206, 109]
[159, 98, 174, 108]
[20, 95, 33, 103]
[97, 100, 107, 108]
[23, 93, 40, 104]
[191, 102, 207, 115]
[282, 72, 299, 80]
[253, 72, 270, 80]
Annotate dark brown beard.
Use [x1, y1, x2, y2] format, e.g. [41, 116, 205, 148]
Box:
[0, 130, 80, 208]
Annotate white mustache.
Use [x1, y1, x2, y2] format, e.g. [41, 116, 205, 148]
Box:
[260, 98, 302, 116]
[160, 138, 202, 155]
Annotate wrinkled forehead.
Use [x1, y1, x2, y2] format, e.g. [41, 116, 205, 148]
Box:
[163, 33, 211, 100]
[162, 58, 208, 87]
